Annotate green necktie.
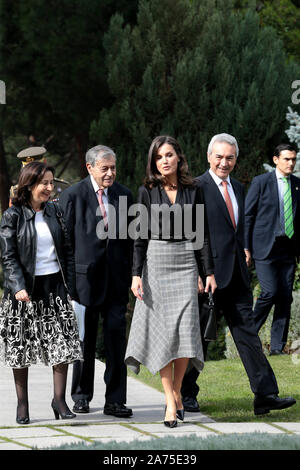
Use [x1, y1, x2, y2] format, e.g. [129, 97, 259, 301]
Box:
[282, 177, 294, 239]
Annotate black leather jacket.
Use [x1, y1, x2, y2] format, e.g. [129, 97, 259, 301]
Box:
[0, 202, 75, 297]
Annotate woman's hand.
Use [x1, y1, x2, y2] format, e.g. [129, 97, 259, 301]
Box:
[198, 276, 205, 294]
[131, 276, 144, 301]
[15, 289, 30, 302]
[205, 274, 217, 294]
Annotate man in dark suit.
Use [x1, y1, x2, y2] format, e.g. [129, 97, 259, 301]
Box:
[245, 143, 300, 355]
[60, 145, 133, 418]
[181, 133, 296, 415]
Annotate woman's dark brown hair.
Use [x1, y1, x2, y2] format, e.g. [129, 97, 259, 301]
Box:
[12, 161, 55, 207]
[144, 135, 194, 189]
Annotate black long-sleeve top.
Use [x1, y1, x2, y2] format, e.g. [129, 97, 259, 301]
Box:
[132, 184, 214, 277]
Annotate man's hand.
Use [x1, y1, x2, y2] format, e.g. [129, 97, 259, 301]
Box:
[205, 274, 217, 294]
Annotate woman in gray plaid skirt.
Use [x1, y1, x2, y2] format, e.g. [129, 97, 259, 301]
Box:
[125, 136, 217, 427]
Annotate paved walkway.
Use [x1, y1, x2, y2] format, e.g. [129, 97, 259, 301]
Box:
[0, 360, 299, 450]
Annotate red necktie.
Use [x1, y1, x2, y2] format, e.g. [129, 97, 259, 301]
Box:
[97, 189, 108, 229]
[221, 181, 236, 229]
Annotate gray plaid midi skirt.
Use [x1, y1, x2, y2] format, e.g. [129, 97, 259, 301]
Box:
[125, 240, 204, 375]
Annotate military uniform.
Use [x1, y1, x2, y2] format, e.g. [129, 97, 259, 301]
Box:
[9, 146, 70, 205]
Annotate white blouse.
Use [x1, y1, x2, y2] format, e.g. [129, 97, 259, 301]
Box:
[34, 211, 60, 276]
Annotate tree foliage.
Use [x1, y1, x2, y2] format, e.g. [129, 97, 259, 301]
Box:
[0, 0, 139, 210]
[259, 0, 300, 63]
[90, 0, 299, 195]
[0, 0, 299, 211]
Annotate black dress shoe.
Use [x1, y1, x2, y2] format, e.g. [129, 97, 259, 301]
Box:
[182, 397, 200, 412]
[73, 399, 90, 413]
[269, 350, 287, 356]
[104, 403, 133, 418]
[254, 394, 296, 415]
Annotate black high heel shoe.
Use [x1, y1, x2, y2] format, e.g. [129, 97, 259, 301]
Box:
[174, 396, 184, 421]
[164, 406, 177, 428]
[176, 408, 185, 421]
[16, 405, 30, 425]
[51, 399, 76, 420]
[16, 414, 30, 425]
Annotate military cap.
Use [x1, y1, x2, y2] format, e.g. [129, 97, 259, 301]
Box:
[17, 146, 47, 165]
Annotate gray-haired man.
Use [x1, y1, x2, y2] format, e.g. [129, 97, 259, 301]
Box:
[60, 145, 133, 418]
[181, 134, 296, 416]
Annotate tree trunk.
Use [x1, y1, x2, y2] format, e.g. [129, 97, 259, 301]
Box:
[75, 134, 88, 179]
[0, 132, 11, 212]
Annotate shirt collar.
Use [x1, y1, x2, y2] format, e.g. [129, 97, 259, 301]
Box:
[90, 174, 108, 196]
[209, 168, 231, 187]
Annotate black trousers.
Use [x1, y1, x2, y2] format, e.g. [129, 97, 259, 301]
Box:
[71, 288, 128, 405]
[253, 237, 296, 352]
[181, 260, 279, 399]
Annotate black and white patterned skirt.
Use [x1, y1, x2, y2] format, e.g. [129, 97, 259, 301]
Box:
[125, 240, 204, 375]
[0, 272, 83, 368]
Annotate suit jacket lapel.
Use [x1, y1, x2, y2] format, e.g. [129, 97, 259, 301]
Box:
[83, 177, 100, 220]
[203, 171, 235, 229]
[291, 174, 299, 217]
[270, 171, 281, 219]
[268, 171, 283, 230]
[230, 178, 242, 231]
[108, 183, 119, 234]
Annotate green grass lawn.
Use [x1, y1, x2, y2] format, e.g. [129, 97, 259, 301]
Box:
[128, 355, 300, 422]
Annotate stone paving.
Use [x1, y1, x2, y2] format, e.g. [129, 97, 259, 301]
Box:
[0, 360, 299, 450]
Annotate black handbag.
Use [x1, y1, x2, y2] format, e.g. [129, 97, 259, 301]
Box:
[199, 291, 217, 341]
